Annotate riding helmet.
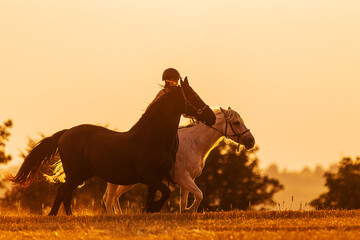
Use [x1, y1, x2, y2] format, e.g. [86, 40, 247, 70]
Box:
[162, 68, 181, 81]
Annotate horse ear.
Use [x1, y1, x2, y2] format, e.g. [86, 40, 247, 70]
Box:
[220, 107, 230, 118]
[184, 76, 189, 85]
[228, 106, 232, 110]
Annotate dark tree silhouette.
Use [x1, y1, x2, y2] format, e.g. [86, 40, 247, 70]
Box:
[0, 119, 13, 165]
[195, 140, 283, 211]
[311, 156, 360, 209]
[0, 119, 13, 202]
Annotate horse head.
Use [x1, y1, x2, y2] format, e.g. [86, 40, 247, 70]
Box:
[180, 77, 216, 126]
[220, 107, 255, 150]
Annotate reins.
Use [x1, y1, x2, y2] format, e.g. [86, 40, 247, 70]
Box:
[188, 111, 250, 152]
[224, 119, 250, 151]
[180, 86, 209, 116]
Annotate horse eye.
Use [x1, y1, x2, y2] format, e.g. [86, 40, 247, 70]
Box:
[234, 121, 240, 125]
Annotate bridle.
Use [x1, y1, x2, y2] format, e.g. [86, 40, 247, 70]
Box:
[207, 111, 250, 151]
[180, 86, 209, 116]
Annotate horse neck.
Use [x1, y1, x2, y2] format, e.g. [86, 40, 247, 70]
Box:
[183, 112, 226, 159]
[151, 104, 182, 138]
[132, 92, 183, 140]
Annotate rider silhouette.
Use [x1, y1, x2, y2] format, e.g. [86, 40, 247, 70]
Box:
[148, 68, 182, 183]
[147, 68, 181, 109]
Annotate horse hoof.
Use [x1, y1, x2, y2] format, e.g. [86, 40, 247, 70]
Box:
[146, 207, 157, 213]
[145, 203, 161, 213]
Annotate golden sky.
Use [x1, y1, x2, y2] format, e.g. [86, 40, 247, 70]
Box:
[1, 0, 360, 170]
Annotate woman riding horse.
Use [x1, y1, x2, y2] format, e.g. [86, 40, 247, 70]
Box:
[8, 76, 216, 215]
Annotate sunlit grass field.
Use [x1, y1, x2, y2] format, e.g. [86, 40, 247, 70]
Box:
[1, 210, 360, 239]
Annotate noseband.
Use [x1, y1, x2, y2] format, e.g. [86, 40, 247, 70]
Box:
[208, 112, 250, 151]
[180, 86, 209, 116]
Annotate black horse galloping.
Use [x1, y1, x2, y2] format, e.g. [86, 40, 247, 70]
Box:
[8, 77, 216, 215]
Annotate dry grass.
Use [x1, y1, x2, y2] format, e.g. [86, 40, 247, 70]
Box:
[1, 210, 360, 239]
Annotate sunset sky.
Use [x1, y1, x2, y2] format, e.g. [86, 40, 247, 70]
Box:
[1, 0, 360, 171]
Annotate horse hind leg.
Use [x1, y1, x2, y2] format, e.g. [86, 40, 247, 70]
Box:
[62, 181, 82, 216]
[112, 185, 135, 215]
[61, 170, 95, 216]
[102, 183, 117, 215]
[101, 188, 109, 215]
[48, 184, 65, 216]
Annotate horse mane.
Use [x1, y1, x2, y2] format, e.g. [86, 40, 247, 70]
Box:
[129, 86, 180, 131]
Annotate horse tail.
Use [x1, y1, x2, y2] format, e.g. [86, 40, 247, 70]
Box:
[7, 129, 68, 188]
[43, 158, 66, 184]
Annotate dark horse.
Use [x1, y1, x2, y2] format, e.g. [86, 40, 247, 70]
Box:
[9, 77, 216, 215]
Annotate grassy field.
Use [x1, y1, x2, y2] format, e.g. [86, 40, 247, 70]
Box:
[1, 210, 360, 239]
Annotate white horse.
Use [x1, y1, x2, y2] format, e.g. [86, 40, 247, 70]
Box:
[102, 107, 255, 214]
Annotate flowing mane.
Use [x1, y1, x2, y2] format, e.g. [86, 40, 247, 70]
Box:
[129, 86, 180, 131]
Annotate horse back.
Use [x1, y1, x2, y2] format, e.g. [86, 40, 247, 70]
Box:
[57, 124, 122, 174]
[57, 124, 173, 185]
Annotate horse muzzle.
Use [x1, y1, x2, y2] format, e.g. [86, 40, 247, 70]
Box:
[244, 135, 255, 150]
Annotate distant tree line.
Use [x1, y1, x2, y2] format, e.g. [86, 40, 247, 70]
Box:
[311, 156, 360, 209]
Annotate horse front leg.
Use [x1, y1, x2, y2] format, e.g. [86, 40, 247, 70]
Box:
[145, 186, 157, 212]
[179, 186, 189, 212]
[178, 175, 203, 213]
[142, 175, 170, 213]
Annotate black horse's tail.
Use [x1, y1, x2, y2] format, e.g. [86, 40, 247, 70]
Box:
[7, 129, 68, 188]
